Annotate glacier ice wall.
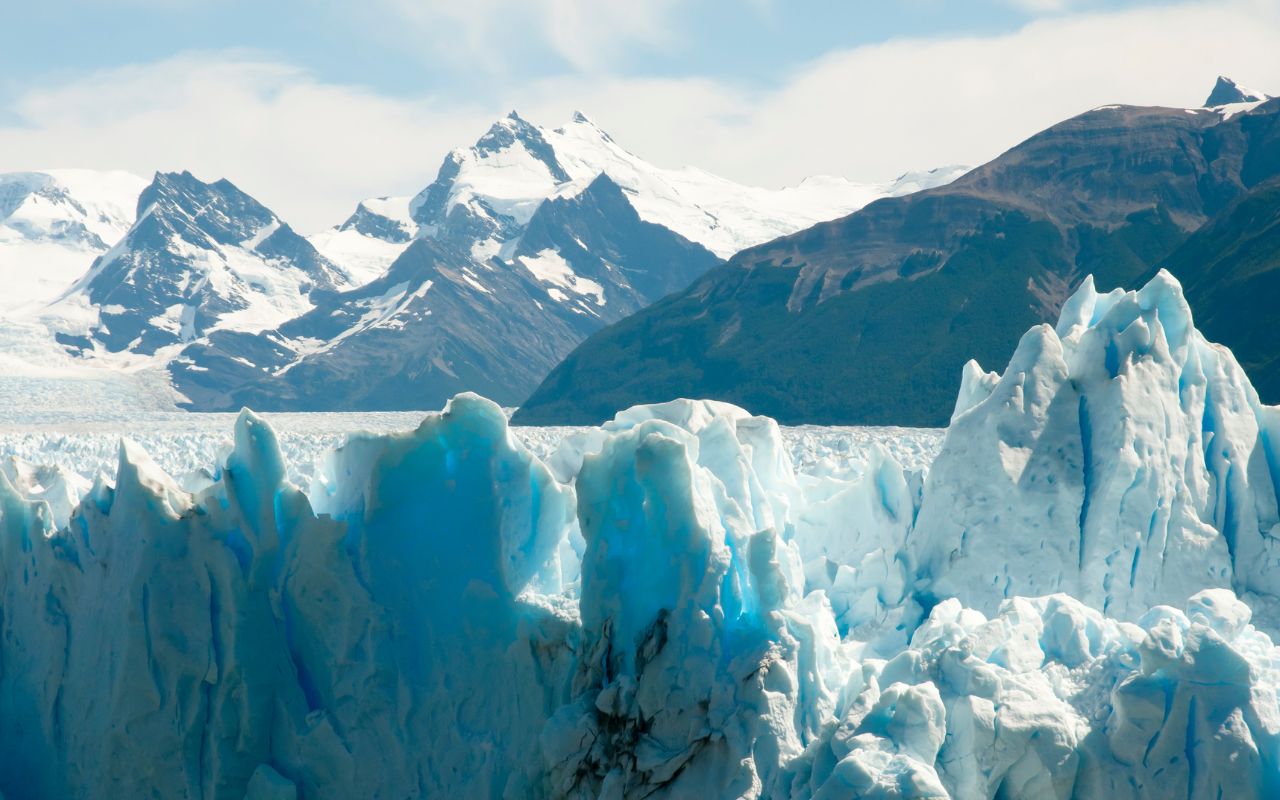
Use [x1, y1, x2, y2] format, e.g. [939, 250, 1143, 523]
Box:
[911, 271, 1280, 621]
[0, 272, 1279, 798]
[0, 398, 583, 798]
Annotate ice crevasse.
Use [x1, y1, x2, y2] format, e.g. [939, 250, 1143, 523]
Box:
[1, 270, 1280, 798]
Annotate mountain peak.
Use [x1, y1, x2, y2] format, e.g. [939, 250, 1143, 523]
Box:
[477, 112, 557, 153]
[560, 110, 614, 146]
[1204, 75, 1269, 107]
[136, 170, 280, 249]
[150, 169, 197, 188]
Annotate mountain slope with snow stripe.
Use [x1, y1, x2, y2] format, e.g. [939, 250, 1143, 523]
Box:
[514, 86, 1280, 427]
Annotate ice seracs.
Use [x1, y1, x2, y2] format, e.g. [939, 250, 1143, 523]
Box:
[3, 339, 1280, 796]
[5, 265, 1280, 795]
[910, 270, 1280, 623]
[784, 589, 1280, 799]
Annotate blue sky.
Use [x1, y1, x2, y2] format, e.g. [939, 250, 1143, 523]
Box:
[3, 1, 1278, 230]
[1, 1, 1169, 103]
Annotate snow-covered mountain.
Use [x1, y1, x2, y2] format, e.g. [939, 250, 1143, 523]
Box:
[1204, 74, 1271, 108]
[411, 110, 967, 259]
[311, 110, 967, 269]
[47, 171, 349, 362]
[225, 111, 963, 412]
[305, 195, 415, 287]
[0, 169, 146, 313]
[0, 112, 964, 412]
[175, 172, 721, 410]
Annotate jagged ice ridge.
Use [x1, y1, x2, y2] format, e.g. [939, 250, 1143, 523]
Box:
[1, 271, 1279, 798]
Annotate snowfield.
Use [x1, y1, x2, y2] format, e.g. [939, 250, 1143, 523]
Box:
[1, 271, 1279, 799]
[0, 169, 146, 313]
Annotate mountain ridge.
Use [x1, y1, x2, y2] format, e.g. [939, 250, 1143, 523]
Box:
[0, 111, 962, 413]
[49, 170, 348, 359]
[176, 172, 723, 410]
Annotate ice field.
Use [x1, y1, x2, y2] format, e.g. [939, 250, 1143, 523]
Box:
[0, 412, 943, 519]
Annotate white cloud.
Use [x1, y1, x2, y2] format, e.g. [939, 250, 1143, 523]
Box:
[370, 0, 685, 74]
[1, 1, 1278, 232]
[0, 53, 498, 232]
[515, 0, 1280, 188]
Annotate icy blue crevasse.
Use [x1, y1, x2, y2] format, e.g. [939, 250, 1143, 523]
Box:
[541, 413, 841, 797]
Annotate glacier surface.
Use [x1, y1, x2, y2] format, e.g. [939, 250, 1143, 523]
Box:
[1, 272, 1278, 798]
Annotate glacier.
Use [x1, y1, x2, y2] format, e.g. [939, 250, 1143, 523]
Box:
[1, 271, 1279, 798]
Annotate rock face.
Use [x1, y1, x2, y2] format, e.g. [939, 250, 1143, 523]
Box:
[3, 272, 1280, 798]
[174, 174, 722, 410]
[55, 171, 347, 357]
[514, 91, 1280, 427]
[1204, 75, 1270, 107]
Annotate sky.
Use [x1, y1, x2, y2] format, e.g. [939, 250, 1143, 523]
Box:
[2, 0, 1279, 232]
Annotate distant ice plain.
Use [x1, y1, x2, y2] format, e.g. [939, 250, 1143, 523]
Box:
[0, 408, 943, 490]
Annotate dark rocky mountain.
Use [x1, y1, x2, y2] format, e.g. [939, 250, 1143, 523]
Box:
[57, 171, 346, 356]
[514, 90, 1280, 426]
[511, 174, 719, 305]
[339, 201, 414, 243]
[173, 174, 720, 410]
[1204, 75, 1270, 107]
